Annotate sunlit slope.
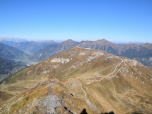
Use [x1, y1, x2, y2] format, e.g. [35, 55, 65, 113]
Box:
[0, 47, 152, 114]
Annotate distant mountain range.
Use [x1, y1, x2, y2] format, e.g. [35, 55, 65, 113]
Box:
[142, 43, 152, 50]
[0, 42, 39, 67]
[0, 37, 152, 113]
[0, 42, 29, 60]
[31, 39, 80, 61]
[79, 39, 152, 69]
[1, 47, 152, 113]
[0, 37, 27, 46]
[13, 40, 58, 55]
[30, 39, 152, 69]
[0, 38, 152, 69]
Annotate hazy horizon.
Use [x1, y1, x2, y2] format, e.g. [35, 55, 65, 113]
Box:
[0, 37, 150, 44]
[0, 0, 152, 43]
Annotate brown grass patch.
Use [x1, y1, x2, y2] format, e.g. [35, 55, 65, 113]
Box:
[7, 86, 28, 91]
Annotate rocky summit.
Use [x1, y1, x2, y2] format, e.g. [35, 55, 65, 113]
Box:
[0, 47, 152, 114]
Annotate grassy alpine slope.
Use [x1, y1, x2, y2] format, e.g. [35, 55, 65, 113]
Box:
[0, 47, 152, 114]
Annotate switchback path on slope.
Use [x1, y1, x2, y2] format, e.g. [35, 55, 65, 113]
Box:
[86, 57, 124, 84]
[98, 57, 124, 82]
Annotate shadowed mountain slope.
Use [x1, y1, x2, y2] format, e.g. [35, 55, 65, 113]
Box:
[116, 44, 152, 69]
[0, 42, 29, 60]
[79, 39, 118, 55]
[142, 43, 152, 50]
[78, 40, 152, 69]
[117, 44, 151, 58]
[79, 39, 151, 59]
[31, 39, 152, 69]
[0, 57, 25, 81]
[0, 42, 38, 66]
[13, 40, 58, 55]
[0, 41, 17, 46]
[0, 47, 152, 114]
[31, 39, 80, 61]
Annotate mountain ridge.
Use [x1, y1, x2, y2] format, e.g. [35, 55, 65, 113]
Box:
[31, 39, 80, 61]
[0, 47, 152, 114]
[13, 40, 58, 55]
[0, 42, 29, 60]
[142, 43, 152, 50]
[31, 39, 152, 69]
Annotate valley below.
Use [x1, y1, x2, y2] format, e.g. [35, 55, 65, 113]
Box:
[1, 0, 152, 113]
[0, 47, 152, 114]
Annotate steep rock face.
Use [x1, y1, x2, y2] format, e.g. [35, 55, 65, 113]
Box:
[1, 47, 152, 114]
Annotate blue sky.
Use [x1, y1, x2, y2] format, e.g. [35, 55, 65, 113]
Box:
[0, 0, 152, 43]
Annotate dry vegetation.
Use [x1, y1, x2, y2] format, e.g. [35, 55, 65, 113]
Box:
[0, 47, 152, 114]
